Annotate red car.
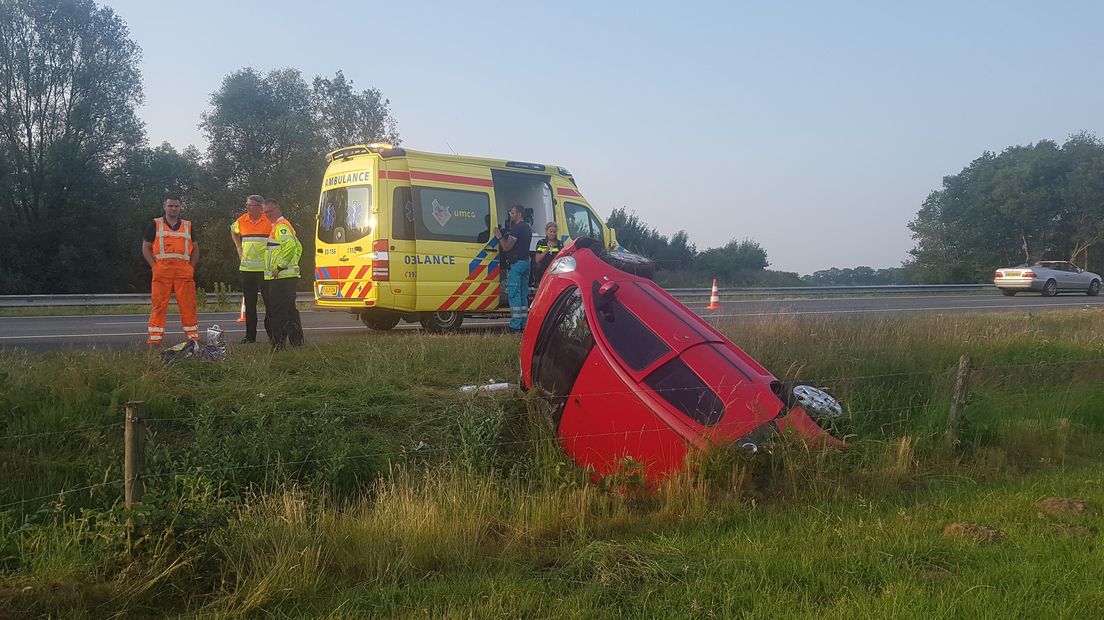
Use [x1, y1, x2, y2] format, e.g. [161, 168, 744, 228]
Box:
[520, 238, 845, 483]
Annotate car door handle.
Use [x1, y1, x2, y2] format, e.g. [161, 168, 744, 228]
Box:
[339, 256, 350, 262]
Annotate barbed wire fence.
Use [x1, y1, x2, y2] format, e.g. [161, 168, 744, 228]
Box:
[1, 355, 1102, 514]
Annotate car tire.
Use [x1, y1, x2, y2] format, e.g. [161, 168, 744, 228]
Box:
[361, 310, 401, 331]
[1000, 289, 1017, 297]
[420, 311, 464, 332]
[1088, 280, 1101, 297]
[1042, 279, 1058, 297]
[602, 249, 656, 279]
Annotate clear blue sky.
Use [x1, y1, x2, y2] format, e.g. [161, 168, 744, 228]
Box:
[104, 0, 1104, 274]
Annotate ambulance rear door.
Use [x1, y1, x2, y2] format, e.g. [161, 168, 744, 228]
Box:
[315, 163, 377, 304]
[408, 161, 501, 313]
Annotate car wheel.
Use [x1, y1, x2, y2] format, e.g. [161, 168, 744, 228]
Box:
[1042, 279, 1058, 297]
[420, 311, 464, 332]
[1000, 289, 1017, 297]
[1088, 280, 1101, 297]
[361, 310, 401, 331]
[602, 249, 656, 279]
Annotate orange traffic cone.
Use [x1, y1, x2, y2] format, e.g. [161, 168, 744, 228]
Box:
[705, 279, 721, 311]
[235, 297, 246, 323]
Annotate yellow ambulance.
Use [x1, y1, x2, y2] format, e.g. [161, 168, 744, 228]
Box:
[313, 143, 618, 331]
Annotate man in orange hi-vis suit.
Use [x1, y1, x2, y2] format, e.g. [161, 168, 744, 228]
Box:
[142, 195, 201, 345]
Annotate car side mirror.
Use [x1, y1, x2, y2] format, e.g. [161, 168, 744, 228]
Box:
[595, 281, 619, 314]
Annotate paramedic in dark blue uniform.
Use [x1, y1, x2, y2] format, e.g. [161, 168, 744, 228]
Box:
[494, 204, 533, 332]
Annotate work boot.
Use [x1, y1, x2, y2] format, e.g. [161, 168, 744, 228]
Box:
[239, 337, 255, 344]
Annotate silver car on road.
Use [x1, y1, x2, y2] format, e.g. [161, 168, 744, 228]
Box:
[994, 261, 1101, 297]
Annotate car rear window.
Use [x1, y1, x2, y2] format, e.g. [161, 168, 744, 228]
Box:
[593, 283, 670, 371]
[532, 287, 594, 411]
[644, 357, 724, 426]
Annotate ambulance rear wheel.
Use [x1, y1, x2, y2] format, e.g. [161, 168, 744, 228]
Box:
[420, 311, 464, 332]
[361, 310, 400, 331]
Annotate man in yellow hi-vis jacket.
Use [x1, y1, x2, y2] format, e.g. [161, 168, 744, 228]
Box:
[262, 198, 304, 349]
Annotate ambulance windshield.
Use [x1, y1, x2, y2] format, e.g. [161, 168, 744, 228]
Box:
[318, 185, 373, 245]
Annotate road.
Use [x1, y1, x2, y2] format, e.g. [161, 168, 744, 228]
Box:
[1, 293, 1102, 351]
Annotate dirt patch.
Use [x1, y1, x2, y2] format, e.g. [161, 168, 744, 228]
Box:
[1050, 523, 1095, 538]
[943, 522, 1003, 543]
[1036, 496, 1095, 517]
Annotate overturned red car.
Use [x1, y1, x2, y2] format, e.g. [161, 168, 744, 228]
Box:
[520, 238, 845, 482]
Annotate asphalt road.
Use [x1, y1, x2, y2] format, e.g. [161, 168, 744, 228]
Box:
[2, 292, 1102, 351]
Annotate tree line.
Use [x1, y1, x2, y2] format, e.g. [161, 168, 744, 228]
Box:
[0, 0, 397, 294]
[4, 2, 1101, 294]
[614, 132, 1104, 286]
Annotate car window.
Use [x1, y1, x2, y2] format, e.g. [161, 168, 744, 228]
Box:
[644, 357, 725, 426]
[532, 287, 594, 410]
[592, 283, 670, 371]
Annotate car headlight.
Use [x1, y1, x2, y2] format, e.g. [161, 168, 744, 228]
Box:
[548, 256, 577, 275]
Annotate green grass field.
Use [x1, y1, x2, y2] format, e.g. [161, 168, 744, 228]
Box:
[1, 310, 1103, 618]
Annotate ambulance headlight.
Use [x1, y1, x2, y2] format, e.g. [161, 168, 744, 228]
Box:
[548, 256, 576, 275]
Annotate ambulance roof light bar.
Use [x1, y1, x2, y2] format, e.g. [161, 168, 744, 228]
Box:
[326, 143, 406, 162]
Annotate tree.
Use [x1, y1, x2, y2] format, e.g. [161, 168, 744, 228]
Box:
[0, 0, 144, 293]
[200, 67, 401, 288]
[908, 134, 1104, 281]
[312, 70, 399, 151]
[695, 238, 770, 284]
[200, 68, 327, 286]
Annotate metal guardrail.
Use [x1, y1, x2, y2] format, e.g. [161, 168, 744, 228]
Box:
[0, 292, 315, 308]
[0, 285, 996, 308]
[665, 284, 996, 298]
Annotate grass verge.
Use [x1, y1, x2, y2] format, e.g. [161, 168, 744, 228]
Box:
[1, 309, 1103, 617]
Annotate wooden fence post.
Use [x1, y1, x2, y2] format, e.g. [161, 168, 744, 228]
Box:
[944, 355, 972, 450]
[124, 401, 145, 508]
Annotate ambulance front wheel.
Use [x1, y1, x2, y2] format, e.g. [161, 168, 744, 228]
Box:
[361, 309, 401, 331]
[420, 311, 464, 332]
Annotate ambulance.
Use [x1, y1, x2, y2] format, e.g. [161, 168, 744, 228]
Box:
[313, 143, 618, 331]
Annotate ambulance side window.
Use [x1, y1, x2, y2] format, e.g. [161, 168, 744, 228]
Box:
[412, 187, 491, 244]
[392, 187, 414, 240]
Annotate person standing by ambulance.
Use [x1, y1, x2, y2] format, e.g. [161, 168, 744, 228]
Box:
[230, 194, 272, 343]
[494, 204, 533, 332]
[142, 195, 201, 346]
[532, 221, 562, 283]
[262, 199, 304, 349]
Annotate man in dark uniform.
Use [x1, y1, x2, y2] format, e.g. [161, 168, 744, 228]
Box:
[494, 204, 533, 332]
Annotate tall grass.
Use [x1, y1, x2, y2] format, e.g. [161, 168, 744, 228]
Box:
[1, 309, 1103, 616]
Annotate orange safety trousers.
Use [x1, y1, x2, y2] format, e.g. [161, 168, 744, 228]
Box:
[148, 259, 199, 344]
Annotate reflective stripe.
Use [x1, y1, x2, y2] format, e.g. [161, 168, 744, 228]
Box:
[157, 253, 190, 260]
[148, 326, 165, 332]
[182, 325, 198, 331]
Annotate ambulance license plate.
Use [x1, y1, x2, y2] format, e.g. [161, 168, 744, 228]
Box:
[320, 284, 339, 297]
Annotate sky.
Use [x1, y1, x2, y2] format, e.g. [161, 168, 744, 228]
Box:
[103, 0, 1104, 274]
